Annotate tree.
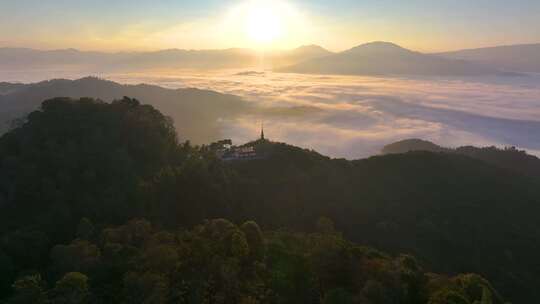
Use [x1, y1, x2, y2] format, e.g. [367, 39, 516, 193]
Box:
[428, 288, 471, 304]
[241, 221, 265, 261]
[361, 280, 393, 304]
[231, 231, 249, 258]
[50, 240, 101, 276]
[0, 97, 179, 237]
[397, 254, 427, 304]
[317, 217, 337, 235]
[143, 245, 179, 273]
[50, 272, 90, 304]
[123, 271, 168, 304]
[479, 287, 493, 304]
[8, 274, 47, 304]
[323, 288, 353, 304]
[310, 235, 352, 297]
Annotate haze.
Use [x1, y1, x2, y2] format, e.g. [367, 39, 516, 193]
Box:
[3, 1, 540, 304]
[1, 0, 540, 158]
[2, 0, 540, 52]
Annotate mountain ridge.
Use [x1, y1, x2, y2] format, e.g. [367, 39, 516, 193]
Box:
[0, 77, 250, 144]
[279, 41, 503, 76]
[3, 42, 539, 74]
[0, 45, 333, 70]
[382, 138, 540, 177]
[0, 97, 539, 302]
[435, 43, 540, 73]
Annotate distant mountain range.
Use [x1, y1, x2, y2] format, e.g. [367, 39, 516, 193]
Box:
[1, 41, 538, 76]
[0, 45, 332, 71]
[0, 77, 249, 144]
[280, 41, 509, 76]
[436, 43, 540, 73]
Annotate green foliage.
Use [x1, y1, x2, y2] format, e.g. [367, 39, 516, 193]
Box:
[0, 97, 179, 238]
[123, 271, 168, 304]
[361, 280, 394, 304]
[0, 218, 508, 304]
[143, 245, 179, 273]
[316, 217, 337, 235]
[50, 239, 101, 277]
[0, 97, 531, 303]
[241, 221, 265, 262]
[323, 288, 353, 304]
[231, 142, 540, 303]
[7, 274, 47, 304]
[50, 272, 89, 304]
[231, 230, 250, 258]
[428, 289, 471, 304]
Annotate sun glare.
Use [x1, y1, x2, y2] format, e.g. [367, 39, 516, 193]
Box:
[224, 0, 304, 49]
[245, 2, 283, 43]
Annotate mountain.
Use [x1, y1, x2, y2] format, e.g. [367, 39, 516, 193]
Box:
[0, 46, 332, 71]
[280, 41, 504, 76]
[436, 43, 540, 73]
[231, 140, 540, 303]
[269, 45, 334, 67]
[382, 138, 449, 154]
[0, 83, 25, 95]
[4, 43, 538, 75]
[0, 77, 249, 144]
[290, 44, 333, 58]
[382, 138, 540, 177]
[0, 47, 259, 70]
[0, 98, 506, 303]
[0, 98, 538, 302]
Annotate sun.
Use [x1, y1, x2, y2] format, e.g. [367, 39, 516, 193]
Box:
[245, 2, 283, 44]
[223, 0, 307, 49]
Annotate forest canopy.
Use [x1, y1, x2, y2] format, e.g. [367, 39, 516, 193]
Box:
[0, 97, 537, 303]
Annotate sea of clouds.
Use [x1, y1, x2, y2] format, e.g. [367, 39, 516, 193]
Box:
[107, 70, 540, 158]
[3, 69, 540, 159]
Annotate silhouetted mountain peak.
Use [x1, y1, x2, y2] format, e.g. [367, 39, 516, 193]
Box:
[382, 138, 447, 154]
[294, 44, 329, 53]
[345, 41, 411, 54]
[280, 40, 501, 76]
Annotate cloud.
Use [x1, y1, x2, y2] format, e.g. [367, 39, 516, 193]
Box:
[104, 70, 540, 158]
[5, 69, 540, 159]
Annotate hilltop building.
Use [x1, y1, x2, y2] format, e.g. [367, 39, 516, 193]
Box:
[217, 124, 267, 161]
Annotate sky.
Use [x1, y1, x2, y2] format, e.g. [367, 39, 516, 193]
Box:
[1, 0, 539, 52]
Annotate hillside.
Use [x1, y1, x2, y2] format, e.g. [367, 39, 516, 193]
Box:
[1, 217, 506, 304]
[382, 138, 540, 177]
[436, 43, 540, 73]
[279, 42, 502, 76]
[382, 139, 449, 154]
[0, 77, 249, 144]
[0, 98, 539, 302]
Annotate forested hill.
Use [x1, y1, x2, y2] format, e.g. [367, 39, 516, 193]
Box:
[0, 97, 538, 303]
[232, 140, 540, 304]
[0, 77, 249, 144]
[382, 138, 540, 177]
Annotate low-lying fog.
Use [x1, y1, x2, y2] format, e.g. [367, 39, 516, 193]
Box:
[2, 70, 540, 158]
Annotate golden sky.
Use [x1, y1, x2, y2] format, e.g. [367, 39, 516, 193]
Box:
[1, 0, 539, 52]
